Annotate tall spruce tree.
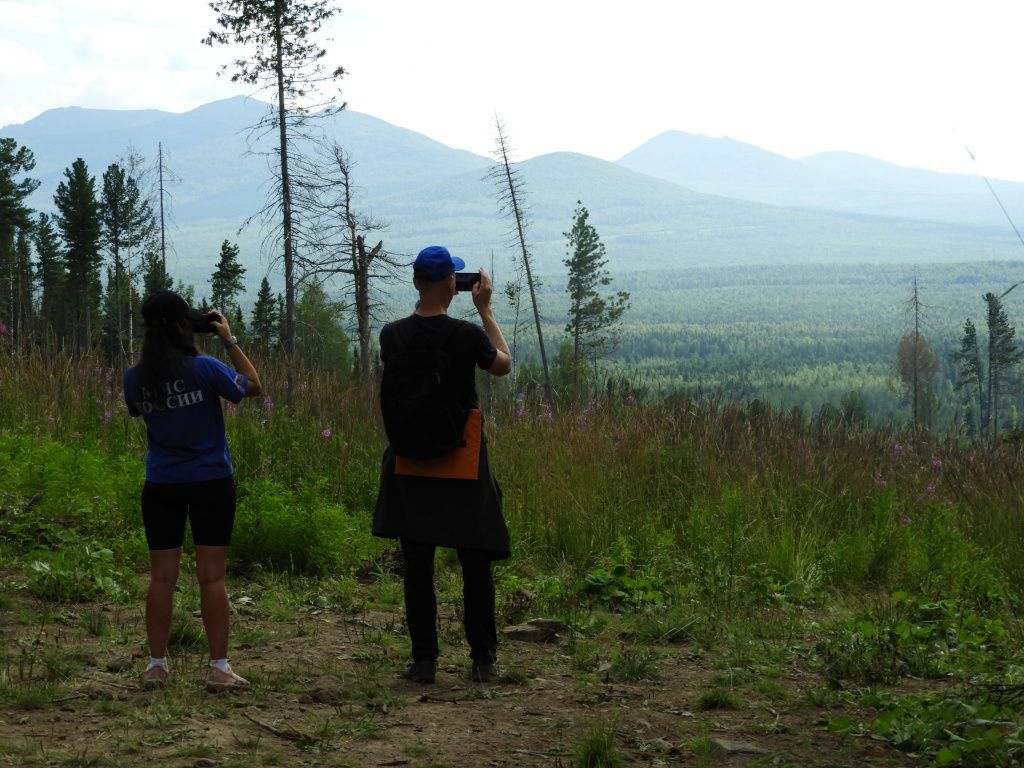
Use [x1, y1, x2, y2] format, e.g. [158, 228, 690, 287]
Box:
[140, 249, 173, 300]
[250, 276, 279, 355]
[204, 0, 345, 392]
[209, 239, 246, 316]
[563, 201, 630, 389]
[54, 158, 102, 350]
[984, 292, 1021, 442]
[953, 318, 985, 438]
[33, 212, 67, 344]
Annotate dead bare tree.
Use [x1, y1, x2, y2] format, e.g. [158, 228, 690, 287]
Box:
[487, 116, 552, 404]
[290, 140, 404, 376]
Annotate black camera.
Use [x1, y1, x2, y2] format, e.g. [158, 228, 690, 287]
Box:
[190, 310, 222, 334]
[455, 272, 481, 292]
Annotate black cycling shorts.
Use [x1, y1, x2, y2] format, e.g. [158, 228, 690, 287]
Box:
[141, 476, 237, 550]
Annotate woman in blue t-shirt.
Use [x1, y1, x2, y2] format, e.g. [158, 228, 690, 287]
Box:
[124, 290, 262, 691]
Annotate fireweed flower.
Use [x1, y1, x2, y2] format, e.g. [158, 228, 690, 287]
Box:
[263, 395, 275, 410]
[102, 411, 112, 422]
[321, 428, 332, 438]
[892, 442, 904, 455]
[931, 458, 943, 469]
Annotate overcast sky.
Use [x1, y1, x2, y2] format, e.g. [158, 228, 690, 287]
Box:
[3, 0, 1023, 182]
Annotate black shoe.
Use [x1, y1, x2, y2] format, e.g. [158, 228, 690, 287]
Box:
[471, 660, 499, 683]
[401, 659, 436, 684]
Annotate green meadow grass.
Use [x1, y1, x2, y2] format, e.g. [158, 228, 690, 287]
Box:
[1, 349, 1023, 764]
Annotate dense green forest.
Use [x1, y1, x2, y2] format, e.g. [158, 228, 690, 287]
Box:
[465, 260, 1024, 432]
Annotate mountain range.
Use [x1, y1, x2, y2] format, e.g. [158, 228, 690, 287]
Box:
[4, 97, 1023, 293]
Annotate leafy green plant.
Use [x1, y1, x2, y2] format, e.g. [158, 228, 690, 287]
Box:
[583, 564, 665, 609]
[861, 690, 1024, 767]
[27, 539, 132, 603]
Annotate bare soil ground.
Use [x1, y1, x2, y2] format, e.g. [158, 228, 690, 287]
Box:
[0, 574, 919, 768]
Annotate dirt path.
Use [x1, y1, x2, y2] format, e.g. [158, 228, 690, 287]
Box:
[0, 586, 918, 767]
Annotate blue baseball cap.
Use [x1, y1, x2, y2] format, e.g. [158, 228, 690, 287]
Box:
[413, 245, 465, 282]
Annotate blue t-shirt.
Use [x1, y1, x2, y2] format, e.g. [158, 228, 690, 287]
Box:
[123, 355, 249, 483]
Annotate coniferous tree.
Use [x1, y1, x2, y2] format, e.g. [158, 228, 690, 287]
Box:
[54, 158, 102, 350]
[100, 163, 154, 365]
[33, 212, 67, 344]
[250, 276, 279, 355]
[204, 0, 345, 387]
[0, 139, 39, 341]
[11, 227, 34, 348]
[984, 292, 1021, 441]
[209, 239, 246, 316]
[953, 318, 984, 437]
[140, 249, 173, 300]
[563, 201, 630, 389]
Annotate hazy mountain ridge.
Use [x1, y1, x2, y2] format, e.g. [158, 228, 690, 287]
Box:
[617, 130, 1024, 228]
[3, 99, 1022, 292]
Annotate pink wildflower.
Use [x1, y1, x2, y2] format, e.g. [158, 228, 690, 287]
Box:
[931, 458, 943, 469]
[321, 428, 332, 438]
[893, 442, 904, 455]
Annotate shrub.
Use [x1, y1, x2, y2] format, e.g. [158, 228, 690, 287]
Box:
[231, 477, 382, 575]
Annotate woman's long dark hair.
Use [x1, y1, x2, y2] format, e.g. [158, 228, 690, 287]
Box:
[134, 318, 200, 396]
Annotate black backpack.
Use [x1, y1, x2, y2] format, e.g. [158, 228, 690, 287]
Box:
[380, 318, 469, 459]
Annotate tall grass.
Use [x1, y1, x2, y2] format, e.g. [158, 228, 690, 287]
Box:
[1, 347, 1022, 596]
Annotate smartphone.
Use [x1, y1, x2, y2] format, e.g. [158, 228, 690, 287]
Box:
[455, 272, 481, 292]
[190, 310, 222, 334]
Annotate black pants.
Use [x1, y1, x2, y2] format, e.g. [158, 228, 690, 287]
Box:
[400, 537, 497, 663]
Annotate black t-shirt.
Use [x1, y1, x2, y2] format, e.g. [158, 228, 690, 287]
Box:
[379, 313, 497, 409]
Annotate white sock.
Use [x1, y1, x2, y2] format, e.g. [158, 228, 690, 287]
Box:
[209, 658, 230, 673]
[148, 657, 168, 670]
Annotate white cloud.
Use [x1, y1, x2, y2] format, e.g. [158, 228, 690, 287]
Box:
[0, 2, 58, 33]
[0, 37, 50, 79]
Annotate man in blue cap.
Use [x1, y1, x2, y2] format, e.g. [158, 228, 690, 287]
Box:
[373, 245, 512, 684]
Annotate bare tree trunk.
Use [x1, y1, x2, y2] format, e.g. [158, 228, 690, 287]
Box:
[490, 120, 551, 404]
[275, 12, 295, 400]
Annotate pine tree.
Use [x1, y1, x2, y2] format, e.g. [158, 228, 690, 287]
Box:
[33, 212, 67, 344]
[101, 162, 155, 365]
[53, 158, 102, 350]
[250, 276, 279, 355]
[0, 139, 39, 341]
[204, 0, 345, 388]
[11, 227, 34, 348]
[563, 201, 630, 389]
[140, 248, 173, 300]
[209, 239, 246, 316]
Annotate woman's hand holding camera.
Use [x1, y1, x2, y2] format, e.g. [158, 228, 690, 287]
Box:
[207, 311, 236, 349]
